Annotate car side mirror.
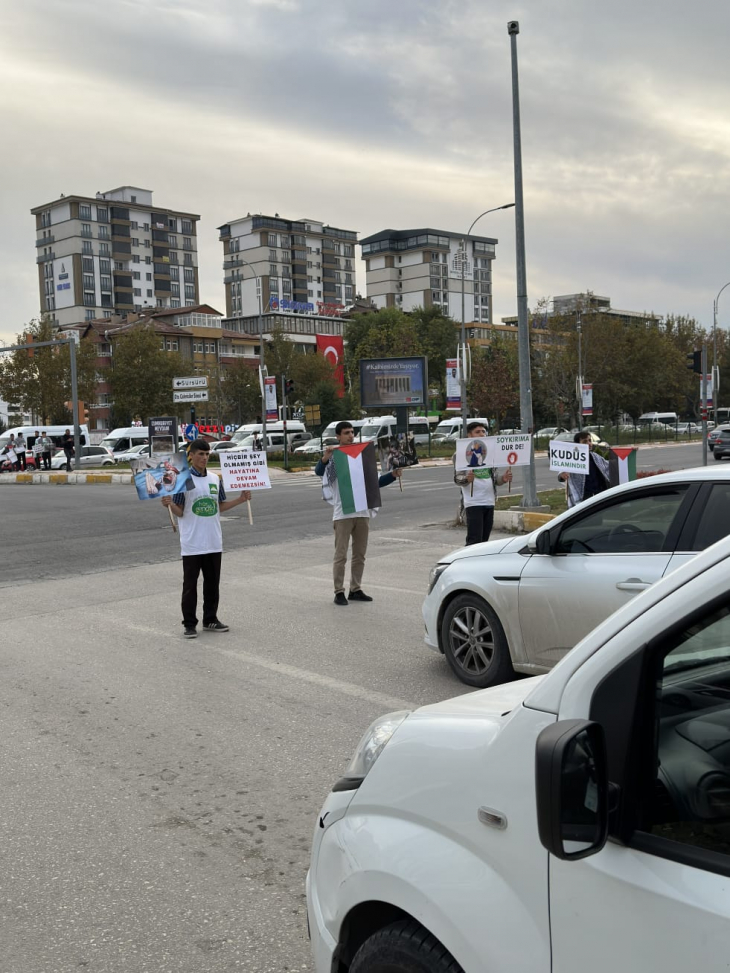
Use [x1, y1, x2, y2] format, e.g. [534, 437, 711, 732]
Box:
[535, 720, 608, 861]
[527, 528, 553, 555]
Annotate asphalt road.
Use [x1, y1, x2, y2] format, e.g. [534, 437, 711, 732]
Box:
[0, 438, 707, 972]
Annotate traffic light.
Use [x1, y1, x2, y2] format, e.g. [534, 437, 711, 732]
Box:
[285, 379, 295, 397]
[686, 350, 702, 374]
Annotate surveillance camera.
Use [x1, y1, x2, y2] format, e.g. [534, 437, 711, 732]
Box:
[507, 20, 519, 34]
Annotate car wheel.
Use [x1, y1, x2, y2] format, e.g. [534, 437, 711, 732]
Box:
[350, 920, 464, 973]
[102, 460, 114, 466]
[714, 452, 723, 461]
[440, 593, 513, 688]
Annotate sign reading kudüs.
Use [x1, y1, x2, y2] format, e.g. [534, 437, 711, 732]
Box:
[219, 450, 272, 492]
[549, 439, 590, 475]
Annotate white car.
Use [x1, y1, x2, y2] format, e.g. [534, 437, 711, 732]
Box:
[293, 438, 324, 455]
[51, 445, 116, 469]
[308, 533, 730, 973]
[423, 466, 730, 688]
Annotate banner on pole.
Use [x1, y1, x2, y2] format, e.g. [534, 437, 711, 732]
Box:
[581, 384, 593, 416]
[446, 359, 461, 411]
[219, 449, 272, 492]
[264, 376, 278, 421]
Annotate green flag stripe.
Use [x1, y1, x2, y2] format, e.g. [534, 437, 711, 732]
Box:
[332, 448, 356, 513]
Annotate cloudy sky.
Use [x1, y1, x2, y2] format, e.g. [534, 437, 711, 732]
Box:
[2, 0, 730, 347]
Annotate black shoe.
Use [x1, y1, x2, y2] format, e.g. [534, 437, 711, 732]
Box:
[348, 590, 373, 602]
[183, 627, 198, 639]
[204, 620, 229, 632]
[334, 592, 348, 606]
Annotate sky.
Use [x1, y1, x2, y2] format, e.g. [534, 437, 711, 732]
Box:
[2, 0, 730, 347]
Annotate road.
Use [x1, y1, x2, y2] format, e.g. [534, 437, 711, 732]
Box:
[0, 439, 706, 971]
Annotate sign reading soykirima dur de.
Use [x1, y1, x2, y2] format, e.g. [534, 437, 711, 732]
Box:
[549, 439, 590, 475]
[173, 376, 209, 390]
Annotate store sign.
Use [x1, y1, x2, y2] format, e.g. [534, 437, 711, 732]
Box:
[268, 297, 345, 317]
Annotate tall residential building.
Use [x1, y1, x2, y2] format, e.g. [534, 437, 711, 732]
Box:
[31, 186, 201, 329]
[359, 227, 498, 330]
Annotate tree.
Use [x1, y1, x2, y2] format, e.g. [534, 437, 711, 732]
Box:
[220, 361, 261, 425]
[264, 324, 300, 387]
[468, 338, 519, 429]
[107, 325, 187, 424]
[0, 317, 98, 424]
[289, 351, 337, 401]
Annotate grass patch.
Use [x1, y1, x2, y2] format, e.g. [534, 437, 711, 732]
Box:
[496, 488, 567, 514]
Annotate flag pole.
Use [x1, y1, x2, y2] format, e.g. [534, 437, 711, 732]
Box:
[246, 499, 253, 525]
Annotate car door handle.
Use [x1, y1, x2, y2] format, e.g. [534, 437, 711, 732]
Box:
[616, 579, 651, 591]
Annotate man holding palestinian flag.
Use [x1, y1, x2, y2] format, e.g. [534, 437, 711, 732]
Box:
[315, 421, 402, 606]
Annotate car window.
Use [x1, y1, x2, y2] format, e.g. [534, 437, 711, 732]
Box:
[642, 603, 730, 859]
[690, 483, 730, 551]
[554, 487, 689, 555]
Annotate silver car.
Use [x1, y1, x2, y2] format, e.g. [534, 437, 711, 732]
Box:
[423, 467, 730, 688]
[51, 445, 116, 469]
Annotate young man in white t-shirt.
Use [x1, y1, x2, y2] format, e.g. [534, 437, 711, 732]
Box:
[454, 422, 512, 546]
[162, 439, 251, 639]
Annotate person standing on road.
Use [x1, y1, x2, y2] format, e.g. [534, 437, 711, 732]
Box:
[31, 430, 43, 471]
[61, 429, 74, 472]
[315, 421, 402, 606]
[15, 433, 27, 471]
[161, 438, 252, 639]
[454, 421, 513, 546]
[38, 431, 53, 470]
[558, 431, 610, 508]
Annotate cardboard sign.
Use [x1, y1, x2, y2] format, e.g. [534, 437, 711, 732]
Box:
[490, 433, 532, 467]
[454, 437, 492, 473]
[549, 440, 590, 475]
[130, 452, 192, 499]
[219, 449, 272, 492]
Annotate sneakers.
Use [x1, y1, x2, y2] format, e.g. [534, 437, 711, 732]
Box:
[348, 590, 373, 602]
[183, 627, 198, 639]
[204, 620, 230, 632]
[334, 592, 348, 606]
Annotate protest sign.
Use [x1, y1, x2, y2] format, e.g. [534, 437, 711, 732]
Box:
[130, 452, 192, 499]
[548, 439, 590, 475]
[490, 433, 532, 467]
[148, 416, 178, 458]
[219, 449, 271, 492]
[454, 437, 492, 475]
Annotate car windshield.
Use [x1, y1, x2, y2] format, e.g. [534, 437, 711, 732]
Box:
[434, 422, 455, 436]
[361, 423, 382, 437]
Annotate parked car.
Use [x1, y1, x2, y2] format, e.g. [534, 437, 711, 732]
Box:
[534, 426, 570, 439]
[552, 430, 609, 448]
[112, 443, 150, 464]
[1, 453, 39, 473]
[293, 438, 324, 455]
[708, 425, 730, 452]
[50, 445, 115, 469]
[676, 422, 702, 435]
[712, 427, 730, 461]
[308, 533, 730, 973]
[423, 466, 730, 688]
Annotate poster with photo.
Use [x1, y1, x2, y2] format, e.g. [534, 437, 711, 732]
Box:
[378, 433, 419, 473]
[148, 416, 178, 458]
[453, 437, 493, 477]
[130, 452, 193, 500]
[446, 359, 461, 411]
[219, 449, 272, 492]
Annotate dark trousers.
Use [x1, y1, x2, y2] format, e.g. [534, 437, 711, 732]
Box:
[17, 452, 26, 470]
[465, 505, 495, 546]
[181, 552, 222, 628]
[64, 449, 73, 471]
[42, 451, 51, 470]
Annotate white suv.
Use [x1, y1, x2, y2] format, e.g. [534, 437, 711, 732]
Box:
[308, 533, 730, 972]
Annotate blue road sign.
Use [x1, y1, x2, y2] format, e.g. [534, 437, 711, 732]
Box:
[184, 424, 198, 442]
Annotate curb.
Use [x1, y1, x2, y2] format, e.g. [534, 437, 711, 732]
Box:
[494, 509, 556, 534]
[0, 471, 134, 485]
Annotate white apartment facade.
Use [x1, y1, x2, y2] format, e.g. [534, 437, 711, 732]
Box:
[31, 186, 200, 329]
[360, 227, 497, 325]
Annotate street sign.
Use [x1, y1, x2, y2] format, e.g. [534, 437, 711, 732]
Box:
[173, 389, 209, 403]
[173, 376, 208, 390]
[183, 424, 198, 442]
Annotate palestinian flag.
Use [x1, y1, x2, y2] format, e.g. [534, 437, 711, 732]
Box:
[332, 442, 381, 515]
[609, 447, 638, 486]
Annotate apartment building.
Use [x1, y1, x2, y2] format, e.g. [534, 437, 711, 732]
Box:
[359, 227, 498, 324]
[31, 186, 200, 329]
[218, 213, 357, 347]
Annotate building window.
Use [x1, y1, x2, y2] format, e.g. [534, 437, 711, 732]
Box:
[101, 275, 112, 290]
[171, 283, 180, 297]
[82, 241, 92, 254]
[144, 239, 150, 247]
[80, 204, 92, 220]
[182, 220, 193, 235]
[83, 292, 95, 306]
[146, 272, 152, 281]
[143, 223, 150, 231]
[83, 274, 95, 289]
[130, 195, 137, 203]
[183, 237, 192, 250]
[98, 225, 109, 239]
[132, 271, 141, 280]
[147, 289, 153, 297]
[270, 264, 278, 277]
[184, 253, 193, 266]
[168, 218, 177, 231]
[133, 288, 142, 296]
[185, 284, 195, 300]
[169, 266, 178, 280]
[132, 237, 139, 246]
[114, 261, 125, 270]
[99, 258, 111, 274]
[99, 243, 109, 255]
[171, 299, 180, 308]
[183, 268, 195, 283]
[269, 249, 278, 261]
[81, 222, 92, 237]
[168, 235, 177, 247]
[169, 251, 178, 264]
[130, 220, 138, 230]
[145, 256, 151, 265]
[85, 308, 96, 320]
[82, 256, 94, 274]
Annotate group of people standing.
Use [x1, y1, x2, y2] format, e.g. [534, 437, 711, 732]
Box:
[2, 431, 54, 471]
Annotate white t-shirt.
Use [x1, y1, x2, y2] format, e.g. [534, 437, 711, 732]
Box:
[178, 472, 223, 556]
[461, 471, 496, 509]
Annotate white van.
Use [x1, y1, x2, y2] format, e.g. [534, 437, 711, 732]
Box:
[0, 424, 90, 453]
[100, 426, 149, 456]
[408, 415, 439, 445]
[229, 420, 309, 450]
[320, 419, 367, 445]
[359, 415, 440, 445]
[432, 416, 491, 440]
[637, 411, 679, 426]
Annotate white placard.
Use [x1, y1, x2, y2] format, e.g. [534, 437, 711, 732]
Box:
[219, 449, 271, 492]
[173, 389, 209, 403]
[173, 375, 209, 390]
[454, 437, 492, 472]
[490, 433, 532, 467]
[549, 439, 590, 475]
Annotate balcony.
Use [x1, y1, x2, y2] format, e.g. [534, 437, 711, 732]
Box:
[81, 228, 93, 238]
[223, 257, 243, 269]
[36, 251, 55, 263]
[36, 235, 55, 247]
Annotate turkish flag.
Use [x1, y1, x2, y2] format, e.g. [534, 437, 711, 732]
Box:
[316, 334, 345, 397]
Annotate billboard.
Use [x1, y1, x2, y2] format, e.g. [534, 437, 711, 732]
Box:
[446, 358, 461, 411]
[359, 356, 427, 409]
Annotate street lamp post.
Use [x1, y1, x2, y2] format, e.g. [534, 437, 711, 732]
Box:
[459, 204, 515, 429]
[713, 281, 730, 426]
[508, 19, 539, 508]
[232, 257, 267, 445]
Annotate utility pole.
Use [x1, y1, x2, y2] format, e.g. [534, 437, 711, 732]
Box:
[702, 343, 708, 467]
[508, 20, 539, 507]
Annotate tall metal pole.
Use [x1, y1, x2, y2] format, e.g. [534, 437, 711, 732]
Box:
[69, 337, 81, 471]
[235, 256, 266, 445]
[576, 316, 583, 432]
[508, 20, 538, 507]
[714, 281, 730, 427]
[702, 343, 708, 466]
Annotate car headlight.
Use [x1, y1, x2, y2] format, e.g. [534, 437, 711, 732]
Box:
[332, 712, 410, 791]
[428, 562, 450, 594]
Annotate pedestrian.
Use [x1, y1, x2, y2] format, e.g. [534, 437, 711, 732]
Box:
[161, 438, 252, 639]
[61, 429, 74, 471]
[15, 433, 27, 471]
[31, 430, 43, 471]
[558, 431, 610, 508]
[315, 421, 402, 606]
[38, 431, 53, 470]
[453, 421, 513, 546]
[6, 434, 18, 471]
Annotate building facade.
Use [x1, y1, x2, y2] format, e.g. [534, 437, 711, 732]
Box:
[359, 227, 498, 324]
[31, 186, 201, 329]
[218, 213, 357, 325]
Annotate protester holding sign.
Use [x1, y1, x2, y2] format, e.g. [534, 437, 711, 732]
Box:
[556, 432, 609, 508]
[161, 439, 251, 639]
[453, 422, 513, 546]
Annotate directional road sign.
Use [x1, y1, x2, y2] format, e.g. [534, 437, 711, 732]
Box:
[173, 376, 208, 390]
[173, 389, 209, 403]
